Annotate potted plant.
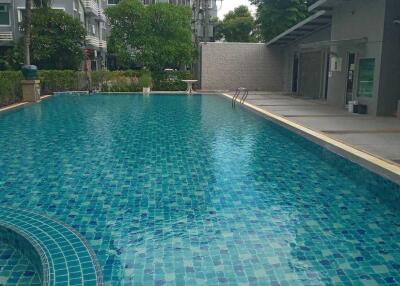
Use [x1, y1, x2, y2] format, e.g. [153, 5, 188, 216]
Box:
[140, 70, 152, 94]
[21, 64, 38, 80]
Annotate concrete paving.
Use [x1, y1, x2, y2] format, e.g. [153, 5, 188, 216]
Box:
[228, 91, 400, 163]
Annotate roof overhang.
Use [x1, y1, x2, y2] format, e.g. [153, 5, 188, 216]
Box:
[266, 10, 332, 47]
[299, 37, 368, 49]
[308, 0, 344, 12]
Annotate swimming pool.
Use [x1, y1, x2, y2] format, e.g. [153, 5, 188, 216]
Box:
[0, 93, 399, 285]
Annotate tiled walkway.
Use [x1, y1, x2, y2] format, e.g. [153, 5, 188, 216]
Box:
[228, 91, 400, 164]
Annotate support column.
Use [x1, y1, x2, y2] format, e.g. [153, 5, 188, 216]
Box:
[21, 80, 41, 102]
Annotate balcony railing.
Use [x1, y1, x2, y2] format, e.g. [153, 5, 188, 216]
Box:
[86, 35, 107, 49]
[99, 40, 107, 49]
[0, 32, 13, 41]
[83, 0, 107, 22]
[83, 0, 98, 15]
[97, 9, 107, 22]
[86, 35, 99, 47]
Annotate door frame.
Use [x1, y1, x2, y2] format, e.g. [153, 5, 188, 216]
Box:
[298, 49, 327, 99]
[291, 53, 299, 93]
[344, 51, 358, 105]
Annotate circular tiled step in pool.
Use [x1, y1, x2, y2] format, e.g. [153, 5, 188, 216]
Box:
[0, 208, 103, 286]
[0, 242, 41, 285]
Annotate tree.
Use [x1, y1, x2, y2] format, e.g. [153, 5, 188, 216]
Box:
[215, 6, 256, 42]
[24, 0, 52, 65]
[106, 0, 194, 71]
[18, 9, 86, 69]
[250, 0, 313, 41]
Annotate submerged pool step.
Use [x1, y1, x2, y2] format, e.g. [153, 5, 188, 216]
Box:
[0, 207, 103, 286]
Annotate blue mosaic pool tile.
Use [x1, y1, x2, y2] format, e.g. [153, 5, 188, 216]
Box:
[0, 94, 399, 285]
[0, 208, 103, 286]
[0, 242, 41, 286]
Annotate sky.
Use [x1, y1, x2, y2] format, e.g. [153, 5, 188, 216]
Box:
[217, 0, 256, 19]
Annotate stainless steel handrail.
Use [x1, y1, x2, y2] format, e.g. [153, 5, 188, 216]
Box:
[232, 87, 248, 108]
[240, 89, 249, 104]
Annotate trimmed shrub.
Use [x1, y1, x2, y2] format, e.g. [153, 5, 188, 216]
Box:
[0, 69, 194, 107]
[38, 70, 81, 94]
[0, 71, 23, 107]
[139, 71, 153, 88]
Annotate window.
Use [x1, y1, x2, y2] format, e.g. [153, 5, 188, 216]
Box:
[107, 0, 120, 4]
[357, 58, 375, 98]
[18, 7, 65, 22]
[0, 4, 10, 26]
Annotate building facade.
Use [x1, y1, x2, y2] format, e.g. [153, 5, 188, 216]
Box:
[0, 0, 108, 70]
[199, 0, 400, 117]
[270, 0, 400, 116]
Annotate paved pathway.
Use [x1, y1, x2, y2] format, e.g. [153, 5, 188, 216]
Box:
[228, 91, 400, 165]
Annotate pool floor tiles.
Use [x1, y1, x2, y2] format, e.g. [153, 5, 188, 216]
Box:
[0, 94, 399, 285]
[0, 242, 41, 286]
[0, 207, 103, 286]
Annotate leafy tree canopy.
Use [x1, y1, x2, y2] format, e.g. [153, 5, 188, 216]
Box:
[250, 0, 317, 41]
[106, 0, 194, 71]
[4, 8, 86, 70]
[215, 5, 256, 42]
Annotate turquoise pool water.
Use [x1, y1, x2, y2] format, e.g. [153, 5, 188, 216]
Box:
[0, 93, 399, 286]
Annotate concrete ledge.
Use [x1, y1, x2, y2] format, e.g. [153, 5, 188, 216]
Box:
[222, 93, 400, 185]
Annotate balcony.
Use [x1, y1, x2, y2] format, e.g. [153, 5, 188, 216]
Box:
[97, 9, 107, 22]
[83, 0, 107, 22]
[99, 40, 107, 49]
[0, 31, 13, 42]
[83, 0, 99, 15]
[86, 35, 99, 47]
[86, 35, 107, 50]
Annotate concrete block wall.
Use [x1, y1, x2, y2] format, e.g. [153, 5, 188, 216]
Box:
[200, 42, 284, 91]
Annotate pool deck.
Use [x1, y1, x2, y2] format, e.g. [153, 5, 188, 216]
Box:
[224, 91, 400, 183]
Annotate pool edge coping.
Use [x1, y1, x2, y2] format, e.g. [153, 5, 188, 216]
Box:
[0, 102, 29, 113]
[222, 92, 400, 185]
[0, 94, 53, 114]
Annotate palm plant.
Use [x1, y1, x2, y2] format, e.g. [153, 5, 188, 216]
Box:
[24, 0, 52, 65]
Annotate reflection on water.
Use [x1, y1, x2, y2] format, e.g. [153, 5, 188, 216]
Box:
[0, 94, 399, 285]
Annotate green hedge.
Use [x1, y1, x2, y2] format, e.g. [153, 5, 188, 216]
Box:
[0, 69, 193, 107]
[0, 71, 23, 107]
[38, 70, 82, 94]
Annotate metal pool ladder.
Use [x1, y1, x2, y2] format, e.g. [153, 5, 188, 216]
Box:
[232, 87, 249, 108]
